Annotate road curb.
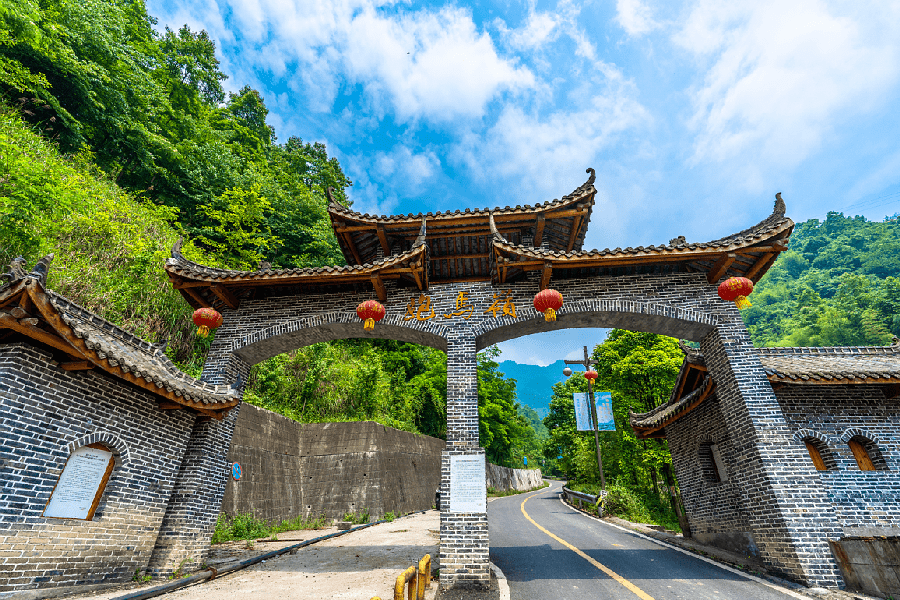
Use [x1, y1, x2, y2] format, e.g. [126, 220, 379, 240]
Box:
[489, 563, 510, 600]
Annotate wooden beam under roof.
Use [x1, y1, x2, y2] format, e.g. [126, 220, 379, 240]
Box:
[707, 253, 737, 284]
[181, 286, 211, 308]
[567, 212, 583, 252]
[745, 252, 775, 282]
[60, 360, 93, 371]
[340, 230, 363, 265]
[332, 204, 591, 232]
[533, 214, 545, 247]
[540, 262, 552, 290]
[210, 284, 240, 310]
[370, 274, 387, 303]
[0, 313, 84, 358]
[376, 226, 391, 257]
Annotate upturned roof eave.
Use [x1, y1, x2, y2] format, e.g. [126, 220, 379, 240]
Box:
[0, 269, 239, 417]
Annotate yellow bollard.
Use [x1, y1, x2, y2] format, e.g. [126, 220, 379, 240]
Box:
[416, 554, 431, 600]
[394, 565, 416, 600]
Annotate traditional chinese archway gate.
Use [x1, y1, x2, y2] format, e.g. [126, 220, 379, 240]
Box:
[153, 170, 843, 589]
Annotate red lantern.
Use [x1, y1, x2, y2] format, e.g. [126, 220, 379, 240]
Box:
[718, 277, 754, 310]
[584, 370, 598, 381]
[192, 307, 222, 337]
[356, 300, 385, 331]
[533, 289, 564, 322]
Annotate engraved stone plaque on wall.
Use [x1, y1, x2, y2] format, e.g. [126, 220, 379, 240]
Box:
[43, 445, 114, 520]
[449, 453, 486, 513]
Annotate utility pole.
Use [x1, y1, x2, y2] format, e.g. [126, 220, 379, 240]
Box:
[564, 346, 606, 492]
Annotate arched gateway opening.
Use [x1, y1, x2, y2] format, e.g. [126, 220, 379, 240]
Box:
[155, 170, 843, 589]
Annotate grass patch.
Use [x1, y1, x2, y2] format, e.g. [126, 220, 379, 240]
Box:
[211, 512, 328, 544]
[568, 481, 681, 533]
[342, 509, 371, 525]
[486, 481, 549, 497]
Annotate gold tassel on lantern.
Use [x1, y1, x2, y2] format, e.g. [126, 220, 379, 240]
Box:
[197, 325, 210, 337]
[544, 308, 557, 322]
[735, 296, 752, 310]
[364, 318, 375, 331]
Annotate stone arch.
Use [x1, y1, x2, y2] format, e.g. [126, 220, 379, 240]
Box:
[838, 427, 883, 446]
[793, 429, 837, 471]
[232, 313, 450, 367]
[840, 428, 889, 471]
[473, 299, 719, 350]
[66, 431, 130, 467]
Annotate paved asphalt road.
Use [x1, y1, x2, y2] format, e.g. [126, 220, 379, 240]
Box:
[488, 481, 804, 600]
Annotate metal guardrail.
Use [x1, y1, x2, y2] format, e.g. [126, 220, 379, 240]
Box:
[562, 486, 606, 514]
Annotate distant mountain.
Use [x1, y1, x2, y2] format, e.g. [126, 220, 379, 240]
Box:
[498, 360, 569, 418]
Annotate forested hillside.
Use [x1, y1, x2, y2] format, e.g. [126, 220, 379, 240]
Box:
[0, 0, 539, 468]
[745, 212, 900, 347]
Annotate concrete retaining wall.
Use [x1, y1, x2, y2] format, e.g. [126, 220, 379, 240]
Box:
[222, 404, 445, 522]
[829, 537, 900, 599]
[486, 463, 543, 492]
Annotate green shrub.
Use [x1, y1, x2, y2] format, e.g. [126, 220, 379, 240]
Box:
[211, 512, 326, 544]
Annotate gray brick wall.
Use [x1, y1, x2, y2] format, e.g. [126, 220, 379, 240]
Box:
[0, 343, 195, 592]
[777, 385, 900, 537]
[178, 270, 846, 588]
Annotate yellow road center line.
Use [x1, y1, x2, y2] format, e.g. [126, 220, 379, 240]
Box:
[521, 487, 656, 600]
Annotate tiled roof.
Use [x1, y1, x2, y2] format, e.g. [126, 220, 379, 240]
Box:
[629, 341, 900, 438]
[49, 292, 240, 408]
[630, 375, 714, 433]
[165, 220, 428, 283]
[327, 171, 596, 225]
[0, 258, 239, 415]
[492, 195, 791, 264]
[757, 344, 900, 383]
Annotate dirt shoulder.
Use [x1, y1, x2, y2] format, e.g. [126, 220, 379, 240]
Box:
[67, 511, 441, 600]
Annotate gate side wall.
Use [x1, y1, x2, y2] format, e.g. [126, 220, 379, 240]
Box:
[777, 385, 900, 537]
[701, 323, 844, 586]
[0, 343, 195, 592]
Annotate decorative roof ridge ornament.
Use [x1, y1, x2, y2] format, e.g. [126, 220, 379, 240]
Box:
[325, 185, 342, 209]
[488, 212, 509, 244]
[172, 237, 184, 260]
[412, 216, 427, 248]
[1, 254, 53, 287]
[774, 192, 786, 217]
[585, 167, 596, 186]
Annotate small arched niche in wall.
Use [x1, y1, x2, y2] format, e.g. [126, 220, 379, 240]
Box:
[848, 436, 888, 471]
[803, 438, 836, 471]
[43, 443, 115, 520]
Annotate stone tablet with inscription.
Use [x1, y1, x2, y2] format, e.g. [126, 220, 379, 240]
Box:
[449, 454, 486, 513]
[44, 446, 114, 520]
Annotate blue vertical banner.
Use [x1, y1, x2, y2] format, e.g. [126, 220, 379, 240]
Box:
[573, 393, 592, 431]
[595, 391, 615, 431]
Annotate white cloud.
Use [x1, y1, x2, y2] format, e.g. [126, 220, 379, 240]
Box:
[616, 0, 660, 36]
[452, 67, 649, 201]
[156, 0, 534, 123]
[675, 0, 900, 187]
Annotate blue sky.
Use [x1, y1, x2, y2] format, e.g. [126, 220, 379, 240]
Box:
[149, 0, 900, 365]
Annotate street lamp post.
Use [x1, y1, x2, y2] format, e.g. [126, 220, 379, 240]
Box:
[564, 346, 606, 492]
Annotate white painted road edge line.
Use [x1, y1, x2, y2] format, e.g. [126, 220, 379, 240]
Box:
[490, 562, 511, 600]
[555, 493, 811, 600]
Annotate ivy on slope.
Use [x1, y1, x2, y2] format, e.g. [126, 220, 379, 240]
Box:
[0, 104, 210, 366]
[744, 212, 900, 347]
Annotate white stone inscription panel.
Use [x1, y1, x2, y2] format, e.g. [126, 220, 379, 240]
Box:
[44, 446, 113, 519]
[449, 454, 486, 513]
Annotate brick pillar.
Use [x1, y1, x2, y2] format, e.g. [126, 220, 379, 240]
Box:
[440, 331, 490, 589]
[700, 313, 843, 586]
[148, 351, 249, 574]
